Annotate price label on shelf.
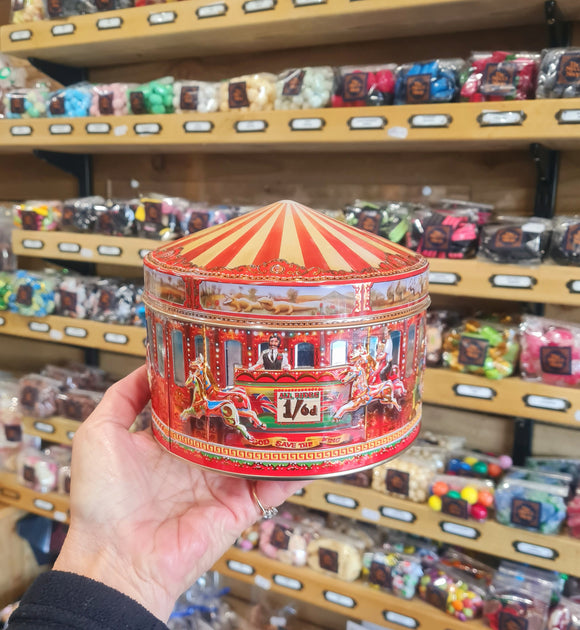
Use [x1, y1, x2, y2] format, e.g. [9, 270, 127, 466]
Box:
[134, 123, 161, 136]
[33, 421, 55, 435]
[34, 498, 55, 512]
[104, 332, 128, 345]
[54, 511, 68, 522]
[97, 245, 122, 257]
[49, 124, 73, 135]
[22, 239, 44, 250]
[453, 384, 496, 400]
[226, 560, 255, 575]
[383, 611, 418, 629]
[86, 123, 111, 134]
[440, 521, 480, 539]
[490, 274, 535, 289]
[557, 109, 580, 124]
[380, 506, 416, 523]
[196, 2, 227, 18]
[29, 322, 50, 334]
[290, 117, 325, 131]
[325, 493, 358, 509]
[409, 114, 451, 128]
[51, 23, 75, 36]
[513, 541, 557, 560]
[10, 125, 32, 136]
[273, 574, 303, 590]
[523, 395, 570, 412]
[58, 242, 81, 254]
[323, 591, 356, 608]
[243, 0, 275, 12]
[96, 16, 123, 30]
[184, 121, 214, 133]
[348, 116, 386, 130]
[65, 326, 88, 339]
[293, 0, 326, 5]
[147, 10, 176, 24]
[567, 280, 580, 294]
[429, 271, 460, 285]
[235, 120, 267, 133]
[478, 110, 525, 126]
[9, 29, 32, 41]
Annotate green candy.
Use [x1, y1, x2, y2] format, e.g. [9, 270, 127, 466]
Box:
[473, 461, 488, 476]
[447, 490, 461, 499]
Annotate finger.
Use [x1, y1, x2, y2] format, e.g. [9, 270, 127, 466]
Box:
[86, 365, 151, 430]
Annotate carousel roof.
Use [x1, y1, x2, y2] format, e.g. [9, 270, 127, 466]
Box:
[147, 200, 427, 282]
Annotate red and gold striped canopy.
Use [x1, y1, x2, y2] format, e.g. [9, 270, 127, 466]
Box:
[148, 200, 427, 282]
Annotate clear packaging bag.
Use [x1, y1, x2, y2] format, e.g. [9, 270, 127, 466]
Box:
[276, 66, 335, 110]
[372, 453, 438, 503]
[428, 474, 494, 522]
[96, 199, 139, 237]
[306, 528, 365, 582]
[90, 83, 134, 116]
[128, 77, 175, 115]
[362, 549, 423, 599]
[344, 200, 416, 244]
[55, 275, 96, 319]
[88, 278, 137, 325]
[18, 373, 61, 418]
[445, 450, 512, 480]
[460, 51, 539, 102]
[419, 430, 466, 451]
[17, 447, 59, 493]
[0, 206, 16, 272]
[425, 310, 460, 367]
[9, 270, 57, 317]
[549, 597, 580, 630]
[0, 272, 12, 311]
[13, 200, 62, 231]
[2, 85, 48, 119]
[395, 58, 465, 105]
[47, 83, 92, 118]
[182, 205, 234, 234]
[135, 194, 186, 241]
[218, 73, 277, 112]
[520, 315, 580, 388]
[331, 64, 395, 107]
[479, 216, 552, 264]
[44, 0, 130, 18]
[537, 47, 580, 99]
[56, 389, 103, 421]
[549, 215, 580, 266]
[172, 80, 220, 114]
[61, 196, 107, 233]
[0, 380, 22, 449]
[10, 0, 46, 22]
[259, 510, 316, 566]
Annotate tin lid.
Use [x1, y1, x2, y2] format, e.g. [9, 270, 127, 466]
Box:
[146, 200, 427, 283]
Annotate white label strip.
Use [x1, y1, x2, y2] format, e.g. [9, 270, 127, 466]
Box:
[410, 114, 450, 128]
[324, 591, 355, 608]
[54, 511, 68, 522]
[58, 242, 80, 254]
[380, 506, 415, 522]
[525, 395, 568, 412]
[514, 541, 556, 559]
[558, 109, 580, 124]
[65, 326, 88, 339]
[349, 116, 385, 130]
[492, 274, 534, 289]
[360, 507, 380, 522]
[184, 121, 213, 133]
[22, 239, 44, 249]
[441, 521, 479, 539]
[227, 559, 254, 575]
[104, 332, 128, 345]
[273, 574, 302, 590]
[9, 29, 32, 41]
[11, 125, 32, 136]
[0, 317, 5, 326]
[290, 117, 324, 131]
[325, 493, 357, 509]
[293, 0, 325, 5]
[197, 2, 227, 17]
[33, 421, 55, 434]
[244, 0, 274, 11]
[49, 124, 73, 135]
[235, 120, 267, 132]
[135, 123, 161, 135]
[455, 384, 494, 400]
[254, 574, 271, 590]
[97, 16, 122, 29]
[29, 322, 50, 333]
[568, 280, 580, 293]
[51, 23, 75, 36]
[479, 111, 524, 126]
[384, 611, 418, 628]
[33, 498, 54, 511]
[97, 245, 122, 257]
[86, 123, 111, 134]
[148, 10, 176, 24]
[429, 271, 459, 285]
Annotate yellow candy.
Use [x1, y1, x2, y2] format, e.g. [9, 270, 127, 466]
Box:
[428, 495, 442, 511]
[460, 486, 479, 505]
[463, 456, 478, 467]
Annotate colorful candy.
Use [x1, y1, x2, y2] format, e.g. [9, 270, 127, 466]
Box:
[395, 59, 464, 105]
[549, 597, 580, 630]
[429, 474, 494, 521]
[13, 200, 62, 231]
[446, 450, 512, 480]
[332, 64, 395, 107]
[363, 550, 423, 599]
[135, 194, 185, 240]
[128, 77, 174, 115]
[3, 86, 48, 119]
[8, 270, 56, 317]
[90, 83, 133, 116]
[181, 205, 234, 235]
[344, 200, 416, 244]
[10, 0, 46, 22]
[48, 84, 92, 118]
[479, 216, 552, 264]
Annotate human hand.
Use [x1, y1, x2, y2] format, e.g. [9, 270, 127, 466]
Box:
[54, 366, 304, 622]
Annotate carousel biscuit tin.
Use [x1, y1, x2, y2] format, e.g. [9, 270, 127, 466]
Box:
[143, 200, 429, 478]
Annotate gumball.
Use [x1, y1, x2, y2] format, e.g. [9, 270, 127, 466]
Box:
[477, 490, 494, 507]
[428, 495, 442, 511]
[458, 461, 472, 474]
[469, 503, 488, 521]
[432, 480, 449, 496]
[472, 461, 488, 476]
[487, 463, 502, 478]
[463, 456, 478, 467]
[447, 458, 461, 473]
[498, 455, 513, 470]
[447, 490, 461, 499]
[460, 486, 479, 505]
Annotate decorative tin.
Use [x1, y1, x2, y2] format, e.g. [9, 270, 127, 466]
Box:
[143, 200, 429, 478]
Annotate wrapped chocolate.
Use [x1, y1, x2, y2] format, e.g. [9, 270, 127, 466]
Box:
[549, 215, 580, 266]
[537, 48, 580, 99]
[479, 216, 552, 264]
[344, 200, 416, 244]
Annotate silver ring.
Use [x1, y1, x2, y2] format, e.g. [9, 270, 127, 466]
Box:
[251, 483, 278, 520]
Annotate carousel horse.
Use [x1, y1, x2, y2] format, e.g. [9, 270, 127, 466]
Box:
[180, 355, 266, 442]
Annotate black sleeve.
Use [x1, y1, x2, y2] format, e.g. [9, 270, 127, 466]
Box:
[7, 571, 169, 630]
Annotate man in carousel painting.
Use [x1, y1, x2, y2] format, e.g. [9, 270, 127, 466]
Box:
[251, 334, 291, 371]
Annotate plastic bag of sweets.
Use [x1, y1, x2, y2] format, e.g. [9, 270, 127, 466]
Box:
[0, 379, 22, 449]
[47, 83, 92, 118]
[306, 528, 364, 582]
[419, 430, 466, 451]
[0, 273, 13, 311]
[537, 48, 580, 99]
[88, 279, 137, 325]
[479, 216, 552, 264]
[95, 199, 138, 237]
[3, 86, 48, 119]
[394, 58, 465, 105]
[44, 0, 130, 18]
[550, 598, 580, 630]
[259, 510, 317, 566]
[567, 490, 580, 538]
[17, 447, 58, 492]
[494, 473, 568, 535]
[344, 200, 416, 244]
[505, 466, 573, 489]
[10, 0, 46, 22]
[460, 51, 539, 102]
[418, 563, 486, 621]
[218, 73, 276, 112]
[61, 196, 106, 233]
[18, 373, 61, 418]
[426, 310, 459, 367]
[8, 270, 57, 317]
[0, 207, 16, 273]
[128, 77, 174, 115]
[276, 66, 336, 110]
[440, 549, 494, 587]
[484, 570, 552, 630]
[56, 389, 103, 421]
[362, 548, 423, 599]
[372, 453, 439, 503]
[13, 200, 62, 231]
[55, 275, 96, 319]
[135, 194, 185, 240]
[442, 318, 520, 380]
[519, 315, 580, 388]
[182, 204, 234, 235]
[550, 216, 580, 266]
[434, 198, 494, 227]
[526, 456, 580, 479]
[445, 450, 512, 480]
[172, 80, 219, 114]
[90, 83, 134, 117]
[331, 64, 395, 107]
[408, 207, 480, 259]
[428, 474, 495, 522]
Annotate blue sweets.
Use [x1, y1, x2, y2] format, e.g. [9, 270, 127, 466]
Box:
[394, 59, 461, 105]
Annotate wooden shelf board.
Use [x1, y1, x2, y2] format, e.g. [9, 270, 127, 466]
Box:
[3, 0, 577, 67]
[22, 416, 79, 445]
[12, 230, 159, 268]
[2, 100, 580, 154]
[289, 480, 580, 576]
[0, 472, 69, 523]
[428, 259, 580, 307]
[424, 368, 580, 429]
[0, 311, 146, 357]
[214, 547, 481, 630]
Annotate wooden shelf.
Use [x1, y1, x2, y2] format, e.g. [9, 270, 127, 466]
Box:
[3, 0, 577, 68]
[429, 259, 580, 307]
[214, 547, 482, 630]
[0, 472, 69, 523]
[0, 311, 146, 356]
[12, 230, 160, 268]
[424, 368, 580, 429]
[3, 100, 580, 154]
[289, 480, 580, 576]
[22, 416, 79, 445]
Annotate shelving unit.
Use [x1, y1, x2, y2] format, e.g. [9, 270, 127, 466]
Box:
[214, 547, 483, 630]
[0, 472, 69, 523]
[21, 416, 79, 446]
[4, 100, 580, 154]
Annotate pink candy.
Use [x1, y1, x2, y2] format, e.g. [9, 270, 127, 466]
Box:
[90, 83, 133, 117]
